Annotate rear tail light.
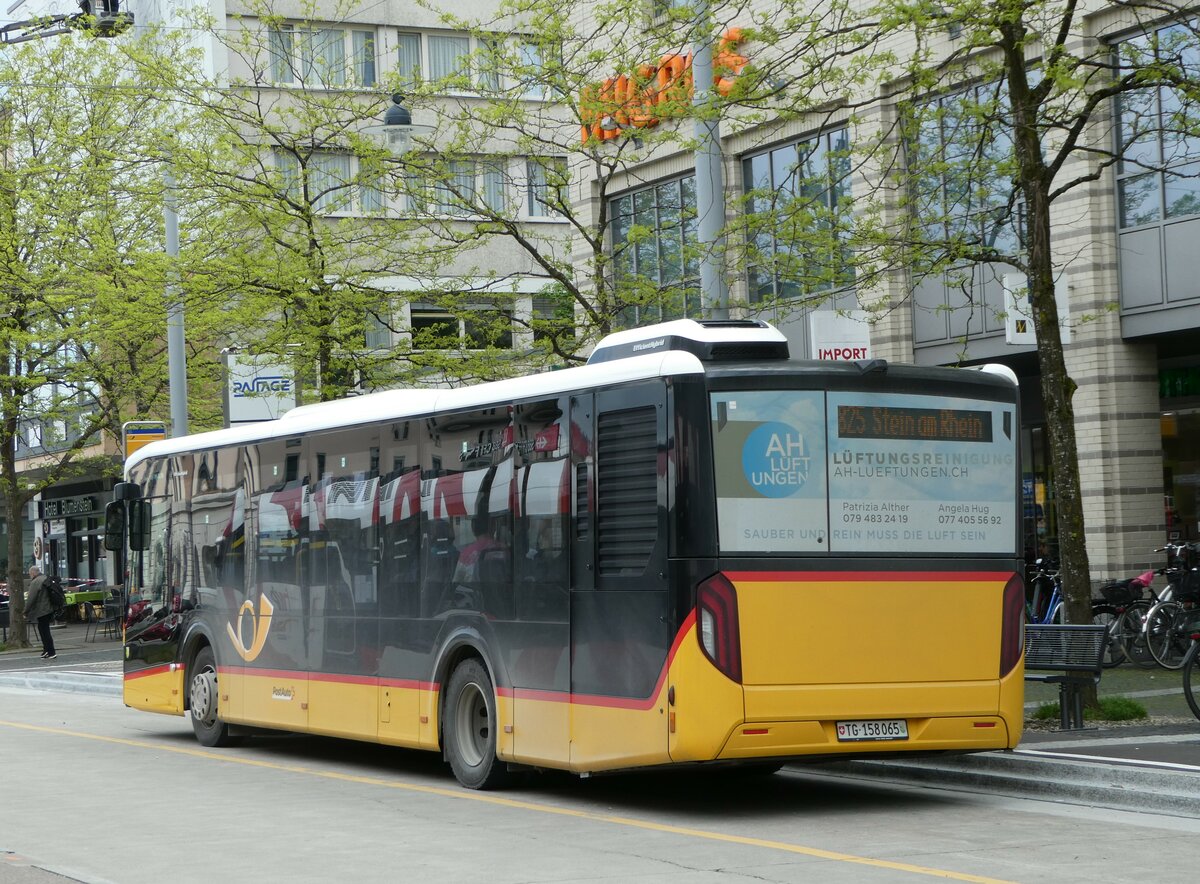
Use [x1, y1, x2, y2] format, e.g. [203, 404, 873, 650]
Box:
[999, 573, 1024, 677]
[697, 572, 742, 683]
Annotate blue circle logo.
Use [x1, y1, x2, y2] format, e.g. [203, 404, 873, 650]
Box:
[742, 422, 810, 498]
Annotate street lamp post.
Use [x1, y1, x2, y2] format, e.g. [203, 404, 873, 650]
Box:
[691, 0, 729, 320]
[164, 164, 187, 437]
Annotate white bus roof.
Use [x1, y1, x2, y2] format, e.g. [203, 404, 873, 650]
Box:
[125, 350, 705, 474]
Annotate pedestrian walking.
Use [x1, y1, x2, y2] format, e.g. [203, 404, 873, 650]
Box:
[24, 565, 55, 659]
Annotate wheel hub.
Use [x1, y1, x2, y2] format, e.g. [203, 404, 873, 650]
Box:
[191, 667, 218, 727]
[454, 682, 488, 768]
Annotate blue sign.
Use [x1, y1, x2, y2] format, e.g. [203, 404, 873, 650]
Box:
[741, 421, 811, 498]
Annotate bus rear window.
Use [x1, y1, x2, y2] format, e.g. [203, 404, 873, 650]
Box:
[712, 390, 1017, 556]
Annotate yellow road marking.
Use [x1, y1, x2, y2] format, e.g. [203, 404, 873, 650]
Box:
[0, 719, 1013, 883]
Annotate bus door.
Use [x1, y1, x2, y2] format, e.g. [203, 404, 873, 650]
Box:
[508, 396, 571, 767]
[123, 487, 186, 714]
[241, 499, 308, 731]
[568, 384, 671, 771]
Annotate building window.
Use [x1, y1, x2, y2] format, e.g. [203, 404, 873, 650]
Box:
[394, 30, 514, 92]
[908, 83, 1018, 249]
[650, 0, 691, 18]
[410, 307, 513, 349]
[526, 157, 567, 217]
[481, 162, 508, 213]
[1116, 23, 1200, 229]
[609, 175, 699, 324]
[742, 127, 852, 302]
[415, 159, 511, 217]
[269, 25, 378, 87]
[479, 36, 503, 92]
[433, 160, 478, 215]
[274, 150, 384, 215]
[397, 32, 422, 83]
[352, 30, 376, 86]
[365, 312, 391, 350]
[429, 34, 471, 82]
[518, 41, 545, 99]
[903, 82, 1022, 345]
[532, 291, 575, 344]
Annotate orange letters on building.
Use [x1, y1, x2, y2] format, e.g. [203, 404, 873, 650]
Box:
[579, 28, 748, 143]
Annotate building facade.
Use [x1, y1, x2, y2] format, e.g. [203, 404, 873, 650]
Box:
[572, 1, 1200, 581]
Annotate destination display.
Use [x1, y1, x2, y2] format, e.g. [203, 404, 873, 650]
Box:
[713, 390, 1017, 555]
[836, 405, 993, 443]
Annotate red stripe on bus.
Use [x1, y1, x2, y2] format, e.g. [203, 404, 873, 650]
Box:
[235, 668, 433, 690]
[125, 664, 173, 681]
[379, 678, 434, 691]
[502, 610, 698, 710]
[723, 571, 1013, 583]
[240, 667, 306, 680]
[308, 673, 379, 687]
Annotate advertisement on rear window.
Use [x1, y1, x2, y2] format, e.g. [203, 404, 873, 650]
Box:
[826, 392, 1016, 554]
[712, 391, 828, 552]
[712, 390, 1017, 555]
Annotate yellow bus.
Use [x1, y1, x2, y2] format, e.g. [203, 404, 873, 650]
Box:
[106, 319, 1024, 788]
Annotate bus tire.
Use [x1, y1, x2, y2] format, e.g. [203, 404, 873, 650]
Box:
[189, 646, 239, 748]
[444, 658, 510, 790]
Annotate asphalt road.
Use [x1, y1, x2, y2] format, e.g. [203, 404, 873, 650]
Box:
[1, 686, 1198, 884]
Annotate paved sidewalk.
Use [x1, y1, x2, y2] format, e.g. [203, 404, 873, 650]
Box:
[0, 620, 122, 696]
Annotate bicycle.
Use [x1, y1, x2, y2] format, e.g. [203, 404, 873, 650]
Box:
[1103, 543, 1193, 668]
[1031, 560, 1138, 666]
[1105, 565, 1180, 668]
[1141, 543, 1200, 669]
[1180, 629, 1200, 721]
[1026, 559, 1064, 625]
[1093, 568, 1155, 667]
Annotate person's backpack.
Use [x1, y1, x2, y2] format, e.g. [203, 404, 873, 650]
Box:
[45, 575, 65, 612]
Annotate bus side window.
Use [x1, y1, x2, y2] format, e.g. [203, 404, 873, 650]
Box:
[424, 519, 458, 613]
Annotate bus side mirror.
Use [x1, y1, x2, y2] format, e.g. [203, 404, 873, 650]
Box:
[104, 502, 125, 552]
[129, 500, 150, 552]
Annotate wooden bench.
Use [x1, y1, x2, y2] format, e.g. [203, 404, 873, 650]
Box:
[1024, 623, 1108, 730]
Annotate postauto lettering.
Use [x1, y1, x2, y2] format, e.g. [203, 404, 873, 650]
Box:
[232, 376, 292, 398]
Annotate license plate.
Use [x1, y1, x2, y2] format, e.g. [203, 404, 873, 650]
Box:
[835, 719, 909, 742]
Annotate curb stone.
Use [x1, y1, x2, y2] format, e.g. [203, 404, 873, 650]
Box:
[0, 670, 121, 698]
[815, 750, 1200, 817]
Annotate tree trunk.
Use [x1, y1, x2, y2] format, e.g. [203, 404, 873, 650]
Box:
[3, 447, 30, 649]
[1004, 27, 1096, 706]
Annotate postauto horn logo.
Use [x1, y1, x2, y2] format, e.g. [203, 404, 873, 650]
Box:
[742, 422, 810, 498]
[226, 595, 274, 662]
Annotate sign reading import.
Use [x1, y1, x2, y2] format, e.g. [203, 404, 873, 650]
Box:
[808, 310, 872, 361]
[227, 354, 296, 424]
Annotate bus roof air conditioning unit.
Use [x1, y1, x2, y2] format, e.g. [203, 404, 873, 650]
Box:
[586, 319, 790, 365]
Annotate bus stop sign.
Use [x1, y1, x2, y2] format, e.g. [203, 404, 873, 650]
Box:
[123, 421, 166, 460]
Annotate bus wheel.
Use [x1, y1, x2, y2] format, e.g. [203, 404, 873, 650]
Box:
[444, 659, 510, 789]
[189, 647, 238, 748]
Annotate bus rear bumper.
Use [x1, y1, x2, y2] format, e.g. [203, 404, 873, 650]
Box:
[716, 715, 1012, 759]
